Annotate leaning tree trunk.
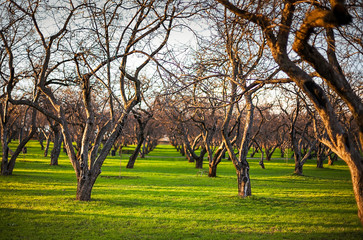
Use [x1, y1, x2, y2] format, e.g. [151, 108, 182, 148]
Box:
[250, 147, 258, 157]
[44, 135, 51, 157]
[126, 137, 144, 169]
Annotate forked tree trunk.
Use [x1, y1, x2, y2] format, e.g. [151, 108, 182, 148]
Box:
[328, 154, 337, 166]
[208, 144, 227, 178]
[250, 147, 258, 157]
[294, 161, 303, 175]
[76, 173, 99, 201]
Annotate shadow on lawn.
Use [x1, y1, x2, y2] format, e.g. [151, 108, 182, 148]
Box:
[0, 207, 361, 240]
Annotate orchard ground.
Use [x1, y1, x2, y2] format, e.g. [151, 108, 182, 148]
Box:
[0, 141, 362, 239]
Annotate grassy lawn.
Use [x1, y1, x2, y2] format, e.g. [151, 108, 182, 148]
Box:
[0, 141, 362, 239]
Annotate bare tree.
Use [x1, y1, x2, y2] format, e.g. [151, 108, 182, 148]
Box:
[4, 0, 182, 201]
[216, 0, 363, 224]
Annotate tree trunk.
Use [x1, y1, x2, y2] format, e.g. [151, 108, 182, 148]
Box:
[180, 144, 185, 156]
[139, 138, 147, 158]
[250, 147, 258, 157]
[237, 167, 251, 197]
[349, 163, 363, 226]
[280, 147, 285, 158]
[39, 138, 44, 150]
[258, 147, 265, 169]
[44, 135, 51, 157]
[126, 138, 143, 169]
[76, 173, 99, 201]
[328, 154, 337, 166]
[294, 160, 303, 175]
[208, 164, 217, 177]
[195, 156, 203, 169]
[50, 133, 63, 166]
[316, 153, 324, 168]
[1, 124, 11, 175]
[1, 133, 11, 176]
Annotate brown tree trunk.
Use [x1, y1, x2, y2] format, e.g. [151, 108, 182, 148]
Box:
[76, 173, 99, 201]
[294, 161, 303, 175]
[195, 157, 203, 169]
[195, 147, 206, 169]
[350, 164, 363, 226]
[237, 167, 251, 197]
[208, 165, 217, 177]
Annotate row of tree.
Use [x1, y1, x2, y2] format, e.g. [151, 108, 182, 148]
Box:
[0, 0, 362, 225]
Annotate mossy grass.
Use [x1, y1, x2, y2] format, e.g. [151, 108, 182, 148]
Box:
[1, 141, 362, 239]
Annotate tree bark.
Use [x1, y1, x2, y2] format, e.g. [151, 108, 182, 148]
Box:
[76, 172, 99, 201]
[316, 153, 324, 168]
[294, 161, 303, 176]
[237, 167, 251, 197]
[195, 148, 206, 169]
[126, 138, 143, 169]
[44, 134, 51, 157]
[50, 130, 63, 166]
[209, 165, 217, 177]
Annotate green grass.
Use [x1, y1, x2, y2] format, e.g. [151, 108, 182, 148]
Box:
[1, 141, 362, 239]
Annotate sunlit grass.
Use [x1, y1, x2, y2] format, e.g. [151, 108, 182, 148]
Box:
[0, 141, 362, 239]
